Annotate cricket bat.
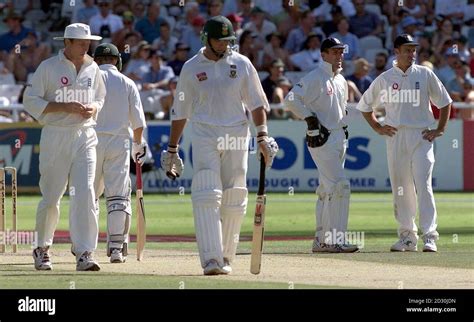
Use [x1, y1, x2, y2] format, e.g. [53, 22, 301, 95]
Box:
[250, 156, 266, 275]
[136, 159, 146, 261]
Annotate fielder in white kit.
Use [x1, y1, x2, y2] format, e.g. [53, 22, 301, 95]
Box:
[356, 34, 452, 252]
[93, 43, 147, 263]
[160, 16, 278, 275]
[285, 38, 359, 253]
[24, 23, 106, 271]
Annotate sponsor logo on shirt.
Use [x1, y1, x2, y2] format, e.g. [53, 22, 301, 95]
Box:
[392, 83, 399, 90]
[196, 72, 208, 81]
[88, 78, 92, 88]
[61, 76, 69, 85]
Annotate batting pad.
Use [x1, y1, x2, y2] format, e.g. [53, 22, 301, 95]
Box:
[221, 187, 248, 262]
[191, 170, 224, 268]
[330, 180, 351, 241]
[106, 196, 131, 256]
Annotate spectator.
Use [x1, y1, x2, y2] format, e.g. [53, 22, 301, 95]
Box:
[261, 58, 285, 103]
[0, 10, 32, 53]
[263, 32, 292, 71]
[142, 50, 175, 90]
[312, 0, 355, 22]
[238, 29, 260, 68]
[322, 5, 345, 37]
[243, 6, 276, 50]
[168, 42, 190, 76]
[347, 58, 372, 94]
[112, 0, 130, 16]
[111, 11, 137, 53]
[404, 0, 427, 20]
[207, 0, 223, 18]
[285, 10, 325, 54]
[330, 17, 360, 60]
[435, 0, 466, 25]
[349, 0, 382, 38]
[159, 75, 179, 119]
[134, 2, 167, 44]
[271, 76, 293, 119]
[152, 21, 179, 61]
[124, 40, 151, 82]
[226, 13, 244, 41]
[180, 15, 206, 58]
[289, 32, 322, 71]
[238, 0, 254, 26]
[272, 0, 300, 38]
[369, 51, 388, 79]
[89, 0, 124, 41]
[74, 0, 99, 24]
[446, 60, 473, 102]
[120, 31, 142, 65]
[175, 1, 200, 38]
[254, 0, 284, 17]
[400, 16, 422, 39]
[131, 1, 146, 22]
[5, 31, 50, 82]
[432, 18, 455, 55]
[436, 48, 461, 85]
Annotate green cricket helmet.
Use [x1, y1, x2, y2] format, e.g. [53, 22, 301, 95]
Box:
[200, 15, 236, 46]
[94, 43, 122, 71]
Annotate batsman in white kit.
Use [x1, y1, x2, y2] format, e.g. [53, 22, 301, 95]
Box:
[356, 34, 452, 252]
[93, 43, 147, 263]
[23, 23, 106, 271]
[285, 38, 359, 253]
[160, 16, 279, 275]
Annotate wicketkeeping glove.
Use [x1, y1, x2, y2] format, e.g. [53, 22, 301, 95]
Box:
[160, 144, 184, 180]
[305, 116, 330, 148]
[257, 135, 279, 168]
[132, 141, 148, 165]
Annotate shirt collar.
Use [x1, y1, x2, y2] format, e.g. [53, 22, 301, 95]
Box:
[58, 49, 94, 66]
[392, 60, 414, 75]
[320, 60, 342, 77]
[99, 64, 117, 71]
[197, 46, 232, 63]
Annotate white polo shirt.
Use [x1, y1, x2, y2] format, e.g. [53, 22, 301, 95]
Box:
[356, 61, 453, 128]
[24, 50, 106, 127]
[89, 13, 124, 35]
[95, 64, 147, 138]
[284, 60, 348, 130]
[171, 47, 269, 126]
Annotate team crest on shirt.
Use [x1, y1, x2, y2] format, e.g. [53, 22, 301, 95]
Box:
[196, 72, 208, 81]
[392, 83, 399, 90]
[326, 84, 333, 95]
[229, 64, 237, 78]
[415, 81, 420, 89]
[87, 78, 92, 88]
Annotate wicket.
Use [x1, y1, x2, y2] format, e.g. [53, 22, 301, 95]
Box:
[0, 167, 17, 253]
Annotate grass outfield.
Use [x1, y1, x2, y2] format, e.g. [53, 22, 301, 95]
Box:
[0, 192, 472, 289]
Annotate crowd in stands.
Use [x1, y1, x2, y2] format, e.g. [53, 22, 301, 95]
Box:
[1, 0, 474, 122]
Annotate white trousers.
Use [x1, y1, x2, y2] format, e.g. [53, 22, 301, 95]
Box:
[386, 127, 438, 238]
[309, 129, 348, 241]
[35, 125, 98, 255]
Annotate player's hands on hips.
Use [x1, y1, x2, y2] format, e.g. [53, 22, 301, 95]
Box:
[305, 116, 330, 147]
[422, 128, 444, 142]
[257, 135, 279, 168]
[160, 145, 184, 180]
[132, 141, 148, 165]
[375, 124, 397, 137]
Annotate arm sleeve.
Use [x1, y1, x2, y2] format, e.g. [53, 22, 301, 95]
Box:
[241, 60, 270, 112]
[170, 66, 194, 120]
[356, 76, 382, 112]
[427, 68, 453, 108]
[284, 77, 319, 119]
[22, 62, 49, 120]
[129, 81, 147, 130]
[92, 66, 106, 119]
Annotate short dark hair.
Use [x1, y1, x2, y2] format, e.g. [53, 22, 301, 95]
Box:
[160, 21, 170, 28]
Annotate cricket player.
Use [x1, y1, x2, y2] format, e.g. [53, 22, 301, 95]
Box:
[285, 37, 359, 253]
[160, 16, 279, 275]
[356, 34, 452, 252]
[93, 43, 147, 263]
[23, 23, 106, 271]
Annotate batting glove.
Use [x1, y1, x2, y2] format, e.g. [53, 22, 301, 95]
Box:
[132, 141, 148, 165]
[257, 135, 279, 168]
[160, 145, 184, 180]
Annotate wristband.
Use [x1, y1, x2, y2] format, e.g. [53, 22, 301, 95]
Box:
[256, 124, 267, 133]
[167, 144, 178, 153]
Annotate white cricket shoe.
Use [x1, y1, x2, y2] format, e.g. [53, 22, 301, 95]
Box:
[33, 246, 52, 271]
[203, 259, 228, 276]
[330, 243, 360, 253]
[422, 236, 437, 252]
[110, 248, 126, 263]
[390, 235, 417, 252]
[222, 257, 232, 274]
[76, 251, 101, 271]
